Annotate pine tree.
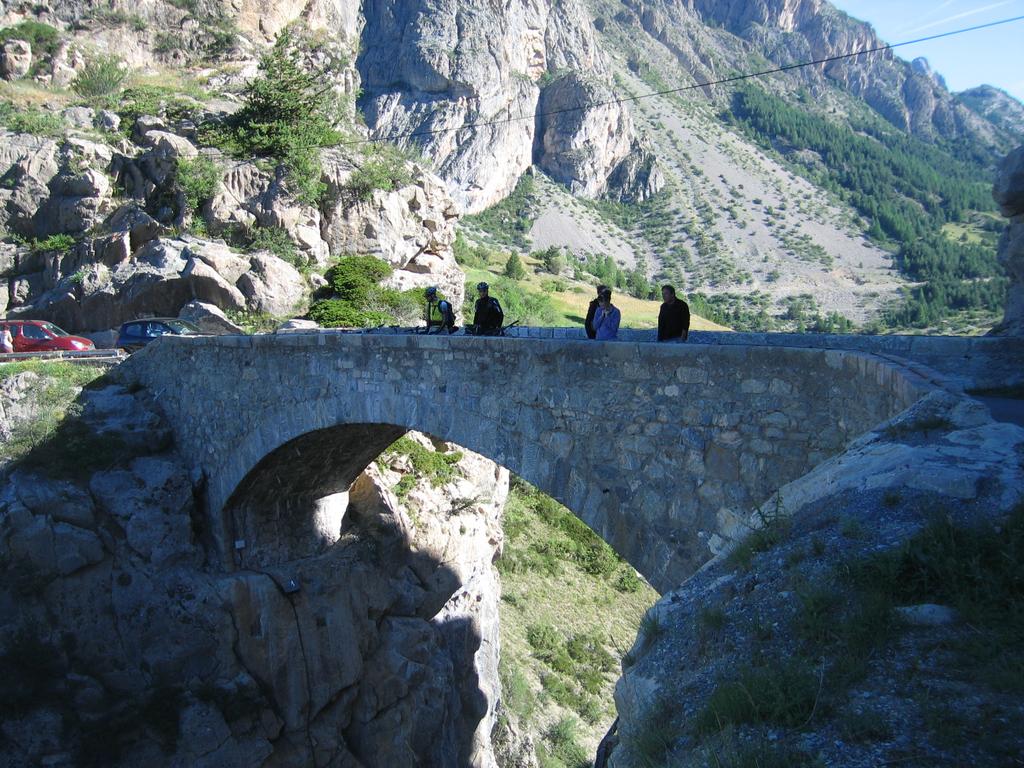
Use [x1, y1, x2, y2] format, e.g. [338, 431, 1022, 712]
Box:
[504, 253, 526, 280]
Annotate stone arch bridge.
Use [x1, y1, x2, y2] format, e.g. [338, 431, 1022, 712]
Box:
[119, 331, 945, 591]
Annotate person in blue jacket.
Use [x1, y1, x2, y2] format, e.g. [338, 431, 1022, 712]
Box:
[593, 288, 620, 340]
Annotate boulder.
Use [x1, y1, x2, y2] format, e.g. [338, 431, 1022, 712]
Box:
[89, 456, 197, 568]
[62, 106, 96, 129]
[95, 109, 121, 132]
[33, 168, 113, 237]
[275, 318, 320, 333]
[106, 204, 163, 253]
[48, 41, 85, 88]
[0, 131, 61, 237]
[0, 39, 31, 80]
[142, 130, 199, 159]
[322, 156, 464, 311]
[237, 254, 307, 316]
[133, 115, 168, 141]
[207, 160, 328, 264]
[178, 300, 244, 335]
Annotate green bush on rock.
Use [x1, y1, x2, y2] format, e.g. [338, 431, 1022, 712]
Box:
[309, 255, 425, 328]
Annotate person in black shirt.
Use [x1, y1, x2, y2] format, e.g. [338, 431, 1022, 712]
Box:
[584, 284, 608, 339]
[472, 282, 504, 334]
[657, 285, 689, 342]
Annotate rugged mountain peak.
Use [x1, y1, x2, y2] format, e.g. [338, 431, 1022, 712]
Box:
[628, 0, 1018, 149]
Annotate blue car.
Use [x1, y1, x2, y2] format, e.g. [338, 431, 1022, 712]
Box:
[116, 318, 203, 352]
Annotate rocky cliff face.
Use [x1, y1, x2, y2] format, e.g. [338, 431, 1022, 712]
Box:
[357, 0, 660, 212]
[607, 390, 1024, 767]
[0, 371, 509, 767]
[992, 144, 1024, 335]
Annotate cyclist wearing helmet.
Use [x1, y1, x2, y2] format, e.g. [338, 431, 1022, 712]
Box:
[424, 286, 457, 334]
[472, 282, 504, 335]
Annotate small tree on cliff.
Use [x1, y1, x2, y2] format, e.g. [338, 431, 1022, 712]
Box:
[220, 29, 344, 205]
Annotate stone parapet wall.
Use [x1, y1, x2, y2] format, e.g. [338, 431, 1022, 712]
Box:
[120, 333, 935, 591]
[500, 327, 1024, 392]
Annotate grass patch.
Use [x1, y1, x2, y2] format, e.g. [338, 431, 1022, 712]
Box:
[382, 436, 462, 494]
[497, 476, 625, 580]
[463, 173, 537, 249]
[695, 660, 821, 735]
[845, 507, 1024, 693]
[0, 101, 65, 136]
[0, 363, 152, 479]
[726, 498, 789, 571]
[498, 476, 658, 759]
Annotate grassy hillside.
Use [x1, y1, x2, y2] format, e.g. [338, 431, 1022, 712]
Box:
[496, 478, 658, 767]
[457, 233, 730, 331]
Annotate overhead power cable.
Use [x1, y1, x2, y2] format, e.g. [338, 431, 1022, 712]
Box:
[342, 13, 1024, 147]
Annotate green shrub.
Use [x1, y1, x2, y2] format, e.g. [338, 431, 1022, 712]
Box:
[72, 54, 129, 99]
[544, 717, 589, 768]
[326, 255, 393, 302]
[31, 234, 75, 254]
[383, 436, 462, 488]
[344, 144, 412, 202]
[244, 226, 299, 266]
[114, 84, 204, 126]
[535, 246, 566, 275]
[176, 156, 220, 215]
[466, 276, 558, 326]
[615, 566, 644, 593]
[310, 255, 426, 326]
[695, 661, 820, 734]
[463, 173, 536, 249]
[308, 299, 390, 328]
[503, 252, 526, 280]
[0, 103, 65, 136]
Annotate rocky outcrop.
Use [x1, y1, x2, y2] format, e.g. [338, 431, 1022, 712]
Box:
[608, 390, 1024, 767]
[0, 371, 509, 767]
[357, 0, 652, 212]
[177, 299, 244, 334]
[535, 74, 664, 202]
[992, 145, 1024, 335]
[7, 235, 310, 332]
[321, 151, 465, 305]
[3, 106, 468, 327]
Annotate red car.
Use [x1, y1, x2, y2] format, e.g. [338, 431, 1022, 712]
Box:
[0, 320, 95, 353]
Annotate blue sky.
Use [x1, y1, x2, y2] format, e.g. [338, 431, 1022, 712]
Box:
[829, 0, 1024, 100]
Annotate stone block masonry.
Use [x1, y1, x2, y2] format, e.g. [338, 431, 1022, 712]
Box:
[120, 333, 934, 592]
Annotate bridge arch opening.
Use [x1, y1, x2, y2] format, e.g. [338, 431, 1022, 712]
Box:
[223, 421, 629, 577]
